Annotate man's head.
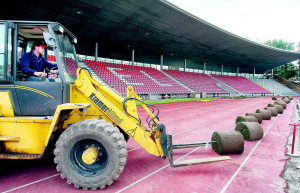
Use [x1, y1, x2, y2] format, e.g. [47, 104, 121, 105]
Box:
[31, 41, 47, 55]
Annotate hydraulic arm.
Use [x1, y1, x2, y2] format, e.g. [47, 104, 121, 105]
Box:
[74, 68, 166, 157]
[74, 68, 233, 167]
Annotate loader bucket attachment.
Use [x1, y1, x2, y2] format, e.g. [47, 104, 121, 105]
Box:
[167, 135, 231, 167]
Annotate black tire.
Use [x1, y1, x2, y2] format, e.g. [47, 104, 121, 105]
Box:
[54, 119, 127, 190]
[118, 126, 130, 142]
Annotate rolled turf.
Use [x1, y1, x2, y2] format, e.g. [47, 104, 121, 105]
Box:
[211, 131, 244, 154]
[255, 109, 272, 120]
[235, 122, 264, 141]
[245, 113, 263, 124]
[236, 116, 258, 124]
[274, 100, 287, 109]
[264, 107, 278, 116]
[282, 97, 290, 104]
[268, 104, 283, 114]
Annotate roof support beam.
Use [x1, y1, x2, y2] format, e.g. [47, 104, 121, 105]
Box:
[160, 55, 163, 71]
[271, 69, 274, 79]
[221, 65, 224, 75]
[203, 62, 206, 74]
[131, 50, 134, 66]
[95, 42, 98, 62]
[237, 66, 239, 76]
[184, 59, 187, 72]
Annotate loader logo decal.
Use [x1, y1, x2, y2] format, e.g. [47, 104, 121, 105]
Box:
[127, 128, 136, 138]
[89, 93, 124, 125]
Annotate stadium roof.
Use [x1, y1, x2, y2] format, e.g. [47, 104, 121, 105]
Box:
[1, 0, 300, 73]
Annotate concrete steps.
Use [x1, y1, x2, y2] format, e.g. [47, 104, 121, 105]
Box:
[161, 70, 196, 93]
[208, 74, 243, 96]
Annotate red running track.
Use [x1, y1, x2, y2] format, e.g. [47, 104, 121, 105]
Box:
[0, 97, 296, 193]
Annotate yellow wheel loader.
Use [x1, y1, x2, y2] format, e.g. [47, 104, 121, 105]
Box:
[0, 20, 244, 190]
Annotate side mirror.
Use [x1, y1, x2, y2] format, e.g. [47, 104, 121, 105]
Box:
[43, 32, 56, 48]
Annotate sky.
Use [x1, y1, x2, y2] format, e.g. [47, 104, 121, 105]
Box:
[168, 0, 300, 48]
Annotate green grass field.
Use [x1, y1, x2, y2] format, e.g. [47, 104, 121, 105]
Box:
[135, 96, 248, 105]
[136, 98, 214, 105]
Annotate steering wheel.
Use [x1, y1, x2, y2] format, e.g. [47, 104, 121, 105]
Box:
[46, 66, 59, 78]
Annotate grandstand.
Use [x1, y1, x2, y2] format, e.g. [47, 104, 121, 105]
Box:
[83, 59, 190, 96]
[211, 74, 273, 95]
[164, 69, 230, 96]
[252, 78, 299, 96]
[47, 54, 299, 98]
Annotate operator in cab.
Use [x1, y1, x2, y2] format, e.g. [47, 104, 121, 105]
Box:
[20, 40, 57, 81]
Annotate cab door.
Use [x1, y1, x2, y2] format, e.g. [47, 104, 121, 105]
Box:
[13, 23, 63, 116]
[0, 21, 22, 116]
[14, 81, 63, 116]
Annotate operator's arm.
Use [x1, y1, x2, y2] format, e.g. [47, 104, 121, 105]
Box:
[20, 53, 35, 76]
[44, 59, 57, 69]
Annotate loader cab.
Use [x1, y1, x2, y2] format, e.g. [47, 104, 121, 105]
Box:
[0, 21, 79, 116]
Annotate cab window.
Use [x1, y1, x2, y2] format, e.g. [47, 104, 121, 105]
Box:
[17, 25, 60, 82]
[0, 23, 5, 79]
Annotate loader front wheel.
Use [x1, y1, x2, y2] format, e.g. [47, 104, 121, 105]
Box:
[54, 119, 127, 190]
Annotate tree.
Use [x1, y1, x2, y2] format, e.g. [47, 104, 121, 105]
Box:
[263, 39, 298, 79]
[263, 39, 294, 50]
[266, 63, 299, 79]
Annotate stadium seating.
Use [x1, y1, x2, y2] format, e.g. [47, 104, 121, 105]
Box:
[48, 55, 77, 77]
[48, 55, 294, 96]
[164, 70, 228, 94]
[252, 79, 299, 96]
[212, 74, 272, 94]
[83, 60, 191, 95]
[65, 57, 77, 76]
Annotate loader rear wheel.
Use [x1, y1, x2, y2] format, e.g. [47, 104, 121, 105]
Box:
[54, 119, 127, 190]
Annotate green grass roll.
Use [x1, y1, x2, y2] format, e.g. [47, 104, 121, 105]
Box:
[211, 131, 244, 155]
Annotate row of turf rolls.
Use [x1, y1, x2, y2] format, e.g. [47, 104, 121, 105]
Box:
[235, 96, 292, 141]
[211, 96, 293, 155]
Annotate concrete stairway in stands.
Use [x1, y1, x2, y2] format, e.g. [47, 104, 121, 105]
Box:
[208, 74, 243, 95]
[161, 70, 196, 93]
[216, 83, 237, 97]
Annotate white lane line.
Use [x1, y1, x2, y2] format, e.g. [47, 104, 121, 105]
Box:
[2, 174, 60, 193]
[115, 125, 236, 193]
[115, 146, 202, 193]
[220, 115, 280, 193]
[127, 147, 141, 152]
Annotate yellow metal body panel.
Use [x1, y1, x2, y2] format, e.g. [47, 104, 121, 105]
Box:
[74, 69, 162, 157]
[0, 117, 51, 155]
[126, 87, 140, 125]
[0, 136, 20, 141]
[44, 103, 91, 147]
[0, 103, 91, 158]
[0, 92, 14, 117]
[82, 146, 99, 165]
